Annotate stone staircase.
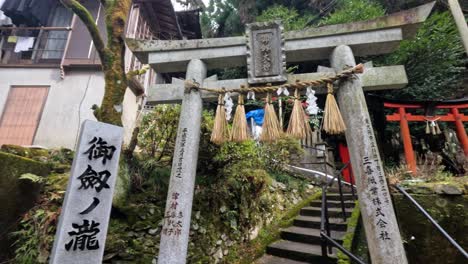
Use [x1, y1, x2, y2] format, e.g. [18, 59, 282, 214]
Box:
[257, 190, 356, 264]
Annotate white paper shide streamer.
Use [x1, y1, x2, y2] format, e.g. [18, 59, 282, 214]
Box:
[276, 86, 290, 96]
[247, 91, 256, 100]
[306, 87, 319, 115]
[224, 92, 234, 121]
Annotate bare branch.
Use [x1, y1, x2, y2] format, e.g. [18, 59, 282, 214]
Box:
[60, 0, 108, 66]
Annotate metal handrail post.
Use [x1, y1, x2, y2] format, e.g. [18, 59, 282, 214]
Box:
[337, 174, 347, 222]
[325, 199, 333, 254]
[320, 186, 328, 263]
[321, 232, 367, 264]
[350, 173, 356, 200]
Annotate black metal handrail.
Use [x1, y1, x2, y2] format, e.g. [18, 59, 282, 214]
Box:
[321, 232, 366, 264]
[320, 162, 365, 264]
[394, 185, 468, 259]
[327, 162, 351, 222]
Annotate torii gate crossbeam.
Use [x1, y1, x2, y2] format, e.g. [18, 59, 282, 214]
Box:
[127, 3, 435, 264]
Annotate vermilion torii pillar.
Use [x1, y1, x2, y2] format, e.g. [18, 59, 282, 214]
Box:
[385, 102, 468, 173]
[452, 108, 468, 157]
[399, 107, 417, 174]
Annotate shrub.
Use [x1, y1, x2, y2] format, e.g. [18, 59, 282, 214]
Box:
[256, 5, 313, 31]
[320, 0, 386, 26]
[375, 12, 466, 100]
[137, 105, 181, 165]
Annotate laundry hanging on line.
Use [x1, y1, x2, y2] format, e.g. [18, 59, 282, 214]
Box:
[14, 36, 34, 52]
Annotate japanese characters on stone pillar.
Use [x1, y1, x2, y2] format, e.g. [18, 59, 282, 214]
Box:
[50, 120, 123, 264]
[246, 21, 287, 84]
[331, 45, 408, 264]
[157, 59, 206, 264]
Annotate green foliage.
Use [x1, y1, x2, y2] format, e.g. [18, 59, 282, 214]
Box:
[376, 12, 466, 100]
[256, 5, 313, 31]
[337, 201, 360, 264]
[214, 140, 264, 168]
[137, 105, 181, 165]
[12, 173, 67, 264]
[320, 0, 386, 25]
[201, 0, 325, 37]
[262, 136, 304, 172]
[201, 0, 244, 37]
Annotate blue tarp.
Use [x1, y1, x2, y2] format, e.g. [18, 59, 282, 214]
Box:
[246, 109, 264, 126]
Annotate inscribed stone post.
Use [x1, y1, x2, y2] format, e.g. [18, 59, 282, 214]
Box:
[157, 59, 206, 264]
[50, 120, 123, 264]
[331, 45, 408, 264]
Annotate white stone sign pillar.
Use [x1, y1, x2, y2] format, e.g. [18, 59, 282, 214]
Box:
[331, 45, 408, 264]
[157, 59, 206, 264]
[50, 120, 123, 264]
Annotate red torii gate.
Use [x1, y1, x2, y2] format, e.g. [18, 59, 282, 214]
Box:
[385, 100, 468, 174]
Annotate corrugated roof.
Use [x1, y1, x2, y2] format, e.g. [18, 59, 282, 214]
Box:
[134, 0, 183, 40]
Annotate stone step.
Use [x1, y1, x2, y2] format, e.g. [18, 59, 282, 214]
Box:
[267, 240, 337, 263]
[326, 193, 355, 201]
[310, 199, 355, 208]
[300, 207, 353, 218]
[327, 187, 354, 193]
[280, 226, 345, 245]
[294, 215, 348, 231]
[255, 255, 309, 264]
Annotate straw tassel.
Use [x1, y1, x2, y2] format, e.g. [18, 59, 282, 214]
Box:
[287, 89, 311, 139]
[304, 113, 313, 139]
[435, 122, 442, 134]
[425, 121, 430, 134]
[231, 94, 250, 142]
[211, 94, 231, 145]
[322, 83, 346, 134]
[261, 93, 282, 142]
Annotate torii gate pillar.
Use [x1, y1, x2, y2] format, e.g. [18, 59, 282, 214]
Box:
[331, 45, 408, 264]
[157, 59, 206, 264]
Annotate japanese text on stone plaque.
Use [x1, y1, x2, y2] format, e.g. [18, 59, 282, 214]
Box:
[175, 128, 188, 179]
[256, 33, 273, 73]
[65, 137, 116, 251]
[362, 118, 391, 241]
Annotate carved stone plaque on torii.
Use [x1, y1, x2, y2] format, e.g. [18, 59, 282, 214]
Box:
[127, 3, 434, 264]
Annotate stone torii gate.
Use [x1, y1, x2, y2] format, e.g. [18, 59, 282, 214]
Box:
[127, 3, 434, 264]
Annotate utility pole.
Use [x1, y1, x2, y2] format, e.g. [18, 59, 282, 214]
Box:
[448, 0, 468, 54]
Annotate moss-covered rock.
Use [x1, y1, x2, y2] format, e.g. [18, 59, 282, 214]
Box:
[337, 201, 360, 264]
[0, 152, 51, 260]
[1, 144, 49, 160]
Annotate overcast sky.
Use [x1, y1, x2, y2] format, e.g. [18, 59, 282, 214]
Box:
[171, 0, 210, 11]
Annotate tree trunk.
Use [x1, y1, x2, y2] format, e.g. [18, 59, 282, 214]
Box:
[61, 0, 132, 125]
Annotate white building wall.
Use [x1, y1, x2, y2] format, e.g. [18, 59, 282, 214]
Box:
[0, 68, 105, 149]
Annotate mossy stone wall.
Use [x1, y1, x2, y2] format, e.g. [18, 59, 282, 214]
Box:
[0, 152, 50, 261]
[393, 194, 467, 264]
[349, 193, 466, 264]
